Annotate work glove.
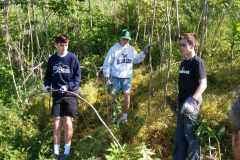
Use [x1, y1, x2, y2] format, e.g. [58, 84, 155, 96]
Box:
[105, 77, 112, 88]
[43, 86, 51, 93]
[57, 85, 67, 93]
[181, 96, 199, 116]
[142, 44, 150, 54]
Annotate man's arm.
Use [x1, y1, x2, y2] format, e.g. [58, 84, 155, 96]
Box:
[192, 78, 207, 100]
[44, 59, 52, 87]
[103, 48, 114, 78]
[132, 45, 150, 64]
[67, 59, 81, 91]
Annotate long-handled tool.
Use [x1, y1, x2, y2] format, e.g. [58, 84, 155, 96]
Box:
[25, 89, 123, 150]
[164, 95, 178, 114]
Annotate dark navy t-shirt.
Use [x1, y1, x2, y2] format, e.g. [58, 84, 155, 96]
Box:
[178, 55, 206, 103]
[44, 52, 81, 91]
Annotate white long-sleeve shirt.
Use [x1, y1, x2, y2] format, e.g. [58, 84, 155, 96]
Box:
[103, 42, 146, 78]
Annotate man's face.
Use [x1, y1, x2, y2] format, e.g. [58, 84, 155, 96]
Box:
[120, 38, 130, 47]
[55, 42, 68, 55]
[232, 131, 240, 160]
[179, 39, 193, 56]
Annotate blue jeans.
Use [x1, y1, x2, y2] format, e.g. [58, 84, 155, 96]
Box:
[108, 76, 131, 94]
[173, 96, 202, 160]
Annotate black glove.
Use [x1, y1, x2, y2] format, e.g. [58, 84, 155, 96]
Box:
[142, 44, 150, 54]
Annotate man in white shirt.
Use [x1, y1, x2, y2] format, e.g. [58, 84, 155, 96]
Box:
[103, 29, 149, 124]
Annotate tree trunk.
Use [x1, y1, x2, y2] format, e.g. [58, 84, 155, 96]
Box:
[126, 0, 129, 29]
[164, 0, 172, 109]
[42, 5, 51, 57]
[204, 3, 208, 40]
[76, 0, 82, 56]
[158, 26, 166, 74]
[198, 0, 208, 57]
[16, 4, 27, 97]
[31, 1, 43, 88]
[4, 1, 22, 103]
[208, 0, 215, 25]
[110, 0, 113, 16]
[196, 10, 203, 35]
[157, 27, 161, 66]
[147, 3, 150, 38]
[231, 39, 234, 66]
[175, 0, 183, 60]
[89, 0, 92, 30]
[22, 21, 26, 60]
[17, 3, 22, 51]
[147, 0, 156, 115]
[143, 3, 147, 39]
[175, 0, 180, 38]
[27, 3, 34, 67]
[134, 0, 140, 45]
[15, 3, 25, 94]
[211, 0, 233, 47]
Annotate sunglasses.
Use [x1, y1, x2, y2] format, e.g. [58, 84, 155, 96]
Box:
[179, 42, 187, 47]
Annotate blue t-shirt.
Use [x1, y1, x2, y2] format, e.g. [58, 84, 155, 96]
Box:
[44, 52, 81, 91]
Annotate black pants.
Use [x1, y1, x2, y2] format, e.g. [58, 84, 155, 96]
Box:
[51, 90, 79, 117]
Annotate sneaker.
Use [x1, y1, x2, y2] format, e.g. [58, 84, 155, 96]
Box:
[53, 154, 61, 160]
[122, 119, 127, 124]
[61, 154, 70, 160]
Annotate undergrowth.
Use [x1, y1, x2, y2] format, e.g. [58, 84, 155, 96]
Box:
[0, 61, 239, 159]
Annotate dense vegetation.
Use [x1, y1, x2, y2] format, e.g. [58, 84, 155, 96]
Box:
[0, 0, 240, 159]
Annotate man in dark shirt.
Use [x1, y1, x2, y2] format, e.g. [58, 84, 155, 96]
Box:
[173, 33, 207, 160]
[44, 33, 81, 160]
[230, 95, 240, 160]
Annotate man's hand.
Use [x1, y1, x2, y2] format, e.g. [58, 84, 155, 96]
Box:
[142, 44, 150, 54]
[105, 77, 112, 88]
[57, 85, 67, 93]
[181, 96, 199, 116]
[43, 86, 51, 93]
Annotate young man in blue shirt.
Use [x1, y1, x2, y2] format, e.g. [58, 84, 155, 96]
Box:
[44, 33, 81, 160]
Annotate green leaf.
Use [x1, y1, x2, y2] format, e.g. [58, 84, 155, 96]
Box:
[204, 145, 216, 151]
[236, 26, 240, 32]
[202, 119, 208, 123]
[208, 128, 216, 138]
[113, 141, 118, 148]
[146, 151, 155, 155]
[217, 126, 225, 139]
[113, 150, 118, 155]
[106, 148, 113, 152]
[113, 112, 118, 116]
[111, 143, 115, 149]
[209, 120, 219, 125]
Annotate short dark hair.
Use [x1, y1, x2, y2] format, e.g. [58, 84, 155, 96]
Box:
[230, 96, 240, 133]
[55, 33, 69, 44]
[179, 33, 198, 47]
